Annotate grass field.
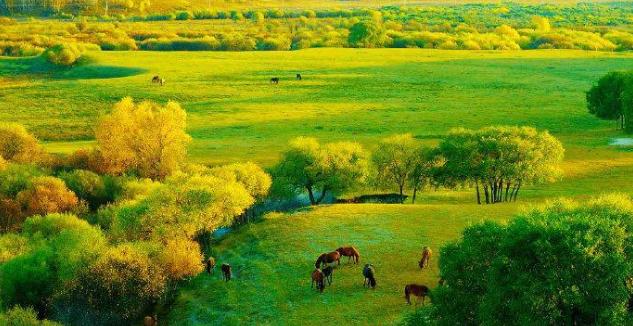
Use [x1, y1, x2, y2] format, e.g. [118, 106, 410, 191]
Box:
[2, 48, 633, 324]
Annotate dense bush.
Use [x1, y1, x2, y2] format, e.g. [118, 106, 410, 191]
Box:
[0, 123, 43, 164]
[43, 43, 85, 66]
[15, 176, 80, 217]
[432, 195, 633, 325]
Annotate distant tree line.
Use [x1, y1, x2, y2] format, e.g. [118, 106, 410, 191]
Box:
[272, 127, 564, 205]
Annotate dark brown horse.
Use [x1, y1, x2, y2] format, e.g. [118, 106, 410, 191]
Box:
[363, 264, 376, 289]
[296, 73, 302, 80]
[322, 266, 333, 285]
[151, 75, 165, 86]
[405, 284, 430, 305]
[311, 268, 325, 292]
[315, 251, 341, 268]
[336, 246, 360, 264]
[221, 263, 231, 281]
[419, 246, 432, 269]
[270, 77, 279, 84]
[205, 257, 216, 274]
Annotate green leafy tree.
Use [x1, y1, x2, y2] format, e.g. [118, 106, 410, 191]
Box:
[348, 20, 383, 48]
[373, 134, 421, 199]
[586, 71, 629, 130]
[272, 137, 370, 205]
[433, 195, 633, 325]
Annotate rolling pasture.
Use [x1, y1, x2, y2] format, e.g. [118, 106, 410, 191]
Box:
[2, 48, 633, 324]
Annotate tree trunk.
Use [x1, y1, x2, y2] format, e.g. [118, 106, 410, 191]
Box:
[513, 181, 522, 201]
[504, 182, 511, 202]
[483, 184, 490, 204]
[475, 180, 481, 205]
[399, 183, 404, 197]
[307, 185, 316, 205]
[412, 187, 418, 204]
[316, 187, 328, 204]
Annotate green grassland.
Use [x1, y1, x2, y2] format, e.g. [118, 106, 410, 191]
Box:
[3, 48, 633, 324]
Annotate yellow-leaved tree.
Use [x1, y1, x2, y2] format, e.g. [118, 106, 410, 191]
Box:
[0, 123, 43, 164]
[96, 97, 191, 180]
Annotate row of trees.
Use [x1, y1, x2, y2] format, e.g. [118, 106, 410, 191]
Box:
[0, 98, 272, 324]
[423, 195, 633, 325]
[272, 127, 564, 205]
[587, 70, 633, 133]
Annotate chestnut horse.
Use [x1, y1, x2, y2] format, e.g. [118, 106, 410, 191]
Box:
[405, 284, 430, 305]
[221, 263, 232, 282]
[315, 251, 341, 268]
[311, 268, 325, 292]
[419, 246, 432, 269]
[363, 264, 376, 289]
[336, 246, 360, 264]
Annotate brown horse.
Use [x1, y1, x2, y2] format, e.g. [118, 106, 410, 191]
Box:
[419, 246, 432, 269]
[322, 266, 334, 285]
[296, 73, 302, 80]
[405, 284, 430, 305]
[205, 257, 216, 274]
[315, 251, 341, 268]
[311, 268, 325, 292]
[336, 246, 360, 264]
[221, 263, 231, 281]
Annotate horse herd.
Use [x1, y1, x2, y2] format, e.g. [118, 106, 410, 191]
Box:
[311, 246, 434, 306]
[150, 73, 303, 86]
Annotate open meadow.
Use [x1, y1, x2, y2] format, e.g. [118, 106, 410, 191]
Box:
[2, 48, 633, 324]
[3, 0, 633, 324]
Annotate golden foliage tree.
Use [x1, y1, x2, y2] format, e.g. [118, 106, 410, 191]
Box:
[0, 123, 43, 164]
[96, 97, 191, 180]
[15, 176, 79, 217]
[158, 237, 204, 281]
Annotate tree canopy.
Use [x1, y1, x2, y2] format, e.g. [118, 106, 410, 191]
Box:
[432, 195, 633, 325]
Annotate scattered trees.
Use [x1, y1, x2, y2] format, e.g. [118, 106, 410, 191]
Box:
[433, 195, 633, 325]
[272, 137, 371, 205]
[95, 97, 191, 179]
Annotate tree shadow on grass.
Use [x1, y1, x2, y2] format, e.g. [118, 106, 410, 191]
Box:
[0, 55, 146, 80]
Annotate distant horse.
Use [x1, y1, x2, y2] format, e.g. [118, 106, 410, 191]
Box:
[296, 73, 302, 80]
[438, 278, 445, 286]
[336, 246, 360, 264]
[270, 77, 280, 84]
[151, 75, 165, 86]
[322, 266, 334, 286]
[221, 263, 232, 281]
[143, 314, 157, 326]
[419, 246, 432, 269]
[405, 284, 430, 305]
[205, 257, 216, 274]
[311, 268, 325, 292]
[315, 251, 341, 268]
[363, 264, 376, 289]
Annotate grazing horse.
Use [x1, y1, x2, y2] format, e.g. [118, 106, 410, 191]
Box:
[419, 246, 432, 269]
[143, 314, 157, 326]
[336, 246, 360, 264]
[205, 257, 216, 274]
[151, 75, 165, 86]
[221, 263, 232, 281]
[270, 77, 280, 84]
[296, 73, 302, 80]
[322, 266, 334, 286]
[315, 251, 341, 268]
[363, 264, 376, 289]
[311, 268, 325, 292]
[405, 284, 430, 305]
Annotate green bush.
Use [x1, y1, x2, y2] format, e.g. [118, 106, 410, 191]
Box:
[44, 43, 85, 66]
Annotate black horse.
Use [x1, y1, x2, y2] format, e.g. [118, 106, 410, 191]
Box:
[270, 77, 280, 84]
[322, 266, 333, 285]
[363, 264, 376, 289]
[296, 73, 302, 80]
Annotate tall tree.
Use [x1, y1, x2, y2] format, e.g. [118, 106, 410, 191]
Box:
[373, 134, 421, 199]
